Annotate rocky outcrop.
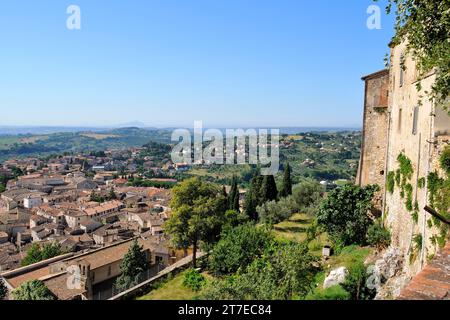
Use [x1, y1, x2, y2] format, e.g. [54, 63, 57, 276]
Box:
[323, 267, 348, 289]
[367, 247, 408, 299]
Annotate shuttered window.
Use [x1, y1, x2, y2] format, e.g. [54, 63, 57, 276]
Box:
[412, 106, 419, 135]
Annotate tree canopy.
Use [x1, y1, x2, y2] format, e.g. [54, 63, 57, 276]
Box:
[115, 239, 149, 292]
[165, 177, 227, 267]
[316, 184, 378, 246]
[11, 280, 56, 300]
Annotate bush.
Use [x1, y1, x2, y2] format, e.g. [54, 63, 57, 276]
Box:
[183, 268, 206, 292]
[257, 196, 297, 225]
[440, 146, 450, 176]
[316, 184, 378, 246]
[341, 262, 375, 300]
[367, 220, 391, 250]
[209, 223, 273, 275]
[203, 242, 318, 300]
[305, 285, 350, 300]
[292, 180, 324, 215]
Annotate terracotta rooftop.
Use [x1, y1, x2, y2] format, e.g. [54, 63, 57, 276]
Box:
[398, 242, 450, 300]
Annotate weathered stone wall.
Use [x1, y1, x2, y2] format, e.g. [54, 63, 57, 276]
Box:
[384, 42, 450, 278]
[357, 69, 389, 211]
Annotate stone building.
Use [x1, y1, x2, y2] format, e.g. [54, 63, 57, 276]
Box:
[383, 42, 450, 277]
[359, 40, 450, 294]
[357, 69, 390, 211]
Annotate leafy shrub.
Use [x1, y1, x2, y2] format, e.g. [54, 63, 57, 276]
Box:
[291, 180, 324, 215]
[387, 171, 395, 194]
[305, 285, 350, 300]
[257, 196, 297, 225]
[316, 184, 378, 246]
[183, 268, 206, 292]
[341, 262, 375, 300]
[203, 242, 318, 300]
[367, 220, 391, 249]
[440, 146, 450, 176]
[209, 223, 273, 275]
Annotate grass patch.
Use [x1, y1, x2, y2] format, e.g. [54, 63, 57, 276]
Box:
[137, 270, 211, 300]
[273, 213, 312, 243]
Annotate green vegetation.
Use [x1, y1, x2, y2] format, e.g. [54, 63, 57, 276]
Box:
[0, 128, 172, 162]
[137, 270, 210, 300]
[183, 268, 206, 292]
[291, 180, 324, 216]
[367, 220, 391, 250]
[209, 223, 273, 275]
[165, 178, 228, 267]
[21, 243, 65, 267]
[387, 171, 395, 194]
[409, 234, 423, 263]
[341, 261, 375, 300]
[305, 285, 350, 300]
[279, 162, 293, 198]
[440, 146, 450, 175]
[316, 184, 379, 246]
[11, 280, 56, 300]
[202, 242, 318, 300]
[115, 240, 150, 292]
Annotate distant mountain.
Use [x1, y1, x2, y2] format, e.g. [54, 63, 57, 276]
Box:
[115, 121, 148, 128]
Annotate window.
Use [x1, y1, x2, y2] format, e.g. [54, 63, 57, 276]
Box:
[398, 108, 403, 133]
[412, 106, 419, 135]
[399, 54, 405, 87]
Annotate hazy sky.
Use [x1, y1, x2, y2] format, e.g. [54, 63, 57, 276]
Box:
[0, 0, 394, 128]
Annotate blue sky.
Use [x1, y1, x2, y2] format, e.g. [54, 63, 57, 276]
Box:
[0, 0, 394, 128]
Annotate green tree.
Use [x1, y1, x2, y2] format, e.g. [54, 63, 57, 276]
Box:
[183, 268, 206, 292]
[316, 184, 378, 246]
[228, 176, 240, 211]
[41, 243, 64, 260]
[22, 243, 65, 266]
[244, 175, 263, 221]
[165, 177, 227, 267]
[209, 223, 273, 275]
[21, 243, 43, 266]
[11, 280, 56, 300]
[257, 196, 297, 226]
[203, 242, 318, 300]
[341, 262, 376, 300]
[380, 0, 450, 110]
[279, 163, 293, 198]
[108, 188, 118, 200]
[261, 175, 278, 203]
[292, 180, 324, 215]
[115, 239, 149, 291]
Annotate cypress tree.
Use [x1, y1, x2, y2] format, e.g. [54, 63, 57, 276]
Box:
[262, 175, 278, 202]
[280, 162, 293, 198]
[244, 188, 258, 221]
[228, 176, 238, 210]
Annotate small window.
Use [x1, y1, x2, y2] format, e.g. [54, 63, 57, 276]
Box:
[399, 54, 405, 87]
[398, 108, 403, 133]
[412, 106, 419, 135]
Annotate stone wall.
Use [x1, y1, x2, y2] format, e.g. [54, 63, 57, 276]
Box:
[383, 42, 450, 278]
[357, 69, 389, 211]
